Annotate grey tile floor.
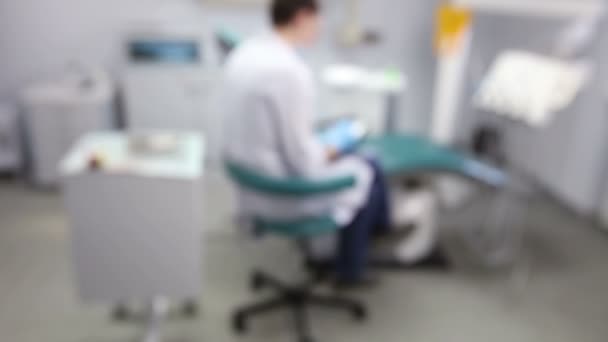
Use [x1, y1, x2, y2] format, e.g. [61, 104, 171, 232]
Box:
[2, 174, 608, 342]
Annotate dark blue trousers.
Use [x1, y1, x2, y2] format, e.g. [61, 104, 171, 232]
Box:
[336, 157, 390, 281]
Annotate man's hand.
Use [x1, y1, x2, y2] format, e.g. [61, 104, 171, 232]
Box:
[326, 147, 340, 162]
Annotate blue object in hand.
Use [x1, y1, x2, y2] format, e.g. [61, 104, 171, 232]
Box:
[318, 118, 367, 154]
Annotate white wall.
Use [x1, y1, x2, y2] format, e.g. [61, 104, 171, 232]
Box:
[0, 0, 439, 133]
[0, 0, 266, 101]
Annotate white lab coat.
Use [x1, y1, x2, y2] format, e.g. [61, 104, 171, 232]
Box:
[222, 32, 372, 226]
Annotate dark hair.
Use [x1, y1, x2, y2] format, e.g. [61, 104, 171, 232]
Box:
[271, 0, 319, 27]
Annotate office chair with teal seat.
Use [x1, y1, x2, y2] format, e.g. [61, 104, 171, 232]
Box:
[225, 162, 368, 342]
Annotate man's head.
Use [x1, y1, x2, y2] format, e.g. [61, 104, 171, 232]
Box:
[271, 0, 320, 46]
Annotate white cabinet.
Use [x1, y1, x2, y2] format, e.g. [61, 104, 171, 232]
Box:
[60, 132, 205, 302]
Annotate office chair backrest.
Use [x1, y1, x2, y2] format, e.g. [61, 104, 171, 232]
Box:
[224, 161, 356, 197]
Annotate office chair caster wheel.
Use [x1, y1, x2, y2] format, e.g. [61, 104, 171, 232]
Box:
[232, 312, 248, 334]
[111, 304, 130, 321]
[351, 304, 368, 321]
[300, 336, 315, 342]
[182, 300, 198, 317]
[250, 271, 266, 291]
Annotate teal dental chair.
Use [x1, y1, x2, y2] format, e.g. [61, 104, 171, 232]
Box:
[225, 162, 368, 342]
[360, 134, 507, 187]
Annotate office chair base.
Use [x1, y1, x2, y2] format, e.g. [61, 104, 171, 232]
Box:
[232, 270, 367, 342]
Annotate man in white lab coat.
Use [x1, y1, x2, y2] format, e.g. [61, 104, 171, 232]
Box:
[223, 0, 390, 286]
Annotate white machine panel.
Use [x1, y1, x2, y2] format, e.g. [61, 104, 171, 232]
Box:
[125, 67, 216, 132]
[123, 36, 221, 163]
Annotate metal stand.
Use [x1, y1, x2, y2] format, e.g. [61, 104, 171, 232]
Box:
[112, 297, 199, 342]
[142, 297, 170, 342]
[384, 93, 399, 133]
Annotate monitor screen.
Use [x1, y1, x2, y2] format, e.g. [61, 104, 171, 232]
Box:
[128, 40, 201, 64]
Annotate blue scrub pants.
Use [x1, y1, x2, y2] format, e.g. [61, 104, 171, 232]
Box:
[336, 157, 390, 281]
